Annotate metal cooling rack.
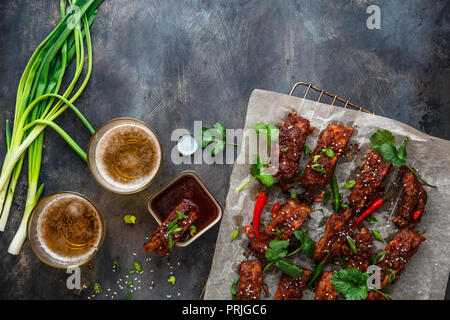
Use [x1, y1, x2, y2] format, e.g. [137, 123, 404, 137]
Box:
[290, 81, 374, 115]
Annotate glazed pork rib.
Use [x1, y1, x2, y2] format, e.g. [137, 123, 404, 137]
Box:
[314, 271, 339, 300]
[367, 228, 426, 300]
[315, 228, 373, 300]
[274, 112, 314, 191]
[237, 260, 263, 300]
[346, 227, 373, 272]
[375, 228, 426, 289]
[312, 208, 357, 263]
[143, 199, 198, 256]
[301, 124, 354, 197]
[392, 166, 427, 228]
[250, 200, 310, 257]
[349, 150, 392, 214]
[274, 268, 312, 300]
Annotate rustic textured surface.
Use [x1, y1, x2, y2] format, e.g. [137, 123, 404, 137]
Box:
[0, 0, 449, 299]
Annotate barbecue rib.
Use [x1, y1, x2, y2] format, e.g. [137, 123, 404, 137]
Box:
[312, 208, 357, 263]
[376, 229, 426, 288]
[250, 200, 310, 257]
[314, 271, 339, 300]
[274, 268, 312, 300]
[274, 112, 314, 191]
[392, 166, 427, 228]
[346, 227, 373, 272]
[143, 199, 198, 256]
[237, 260, 263, 300]
[349, 150, 391, 214]
[301, 124, 354, 196]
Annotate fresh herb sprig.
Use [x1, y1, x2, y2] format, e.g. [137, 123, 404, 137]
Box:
[370, 130, 436, 188]
[237, 123, 279, 192]
[263, 231, 315, 278]
[264, 239, 304, 278]
[237, 155, 275, 192]
[331, 268, 391, 300]
[251, 123, 279, 148]
[197, 122, 237, 156]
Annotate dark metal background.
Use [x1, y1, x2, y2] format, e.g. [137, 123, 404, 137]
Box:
[0, 0, 449, 300]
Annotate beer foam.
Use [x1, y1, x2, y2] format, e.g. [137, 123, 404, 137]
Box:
[36, 194, 102, 266]
[94, 123, 161, 192]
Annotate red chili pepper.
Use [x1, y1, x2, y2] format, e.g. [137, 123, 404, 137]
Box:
[352, 198, 384, 230]
[341, 244, 349, 255]
[314, 191, 325, 203]
[245, 225, 255, 238]
[364, 177, 376, 182]
[271, 202, 279, 218]
[413, 210, 422, 220]
[252, 192, 268, 239]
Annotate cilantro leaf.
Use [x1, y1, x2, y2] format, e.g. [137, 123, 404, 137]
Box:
[273, 260, 304, 279]
[197, 127, 215, 148]
[370, 130, 396, 146]
[210, 140, 225, 156]
[396, 138, 409, 162]
[331, 268, 369, 300]
[265, 240, 289, 261]
[197, 122, 228, 156]
[252, 123, 279, 146]
[293, 230, 315, 258]
[377, 143, 398, 162]
[213, 122, 226, 137]
[250, 155, 275, 188]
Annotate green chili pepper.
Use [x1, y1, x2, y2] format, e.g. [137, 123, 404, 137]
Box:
[305, 245, 337, 288]
[331, 174, 340, 213]
[346, 236, 357, 255]
[305, 262, 325, 289]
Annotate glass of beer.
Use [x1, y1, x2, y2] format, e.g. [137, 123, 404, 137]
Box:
[87, 118, 163, 194]
[27, 192, 105, 268]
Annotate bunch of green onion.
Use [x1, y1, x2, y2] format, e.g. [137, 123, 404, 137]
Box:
[0, 0, 103, 255]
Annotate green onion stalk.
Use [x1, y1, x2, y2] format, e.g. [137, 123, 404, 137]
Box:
[0, 0, 103, 255]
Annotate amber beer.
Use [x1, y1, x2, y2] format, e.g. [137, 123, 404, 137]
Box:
[88, 118, 162, 194]
[28, 192, 105, 268]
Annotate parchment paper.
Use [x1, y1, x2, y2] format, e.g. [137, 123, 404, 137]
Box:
[204, 89, 450, 300]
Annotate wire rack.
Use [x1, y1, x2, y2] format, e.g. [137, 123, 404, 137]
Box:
[290, 81, 374, 115]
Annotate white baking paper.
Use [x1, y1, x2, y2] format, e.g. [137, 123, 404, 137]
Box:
[204, 89, 450, 300]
